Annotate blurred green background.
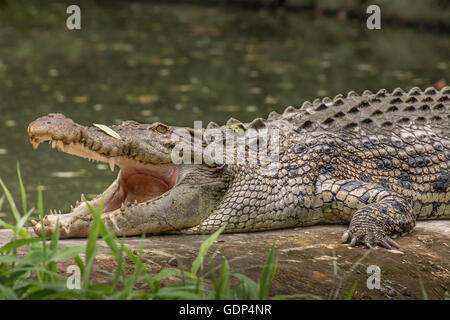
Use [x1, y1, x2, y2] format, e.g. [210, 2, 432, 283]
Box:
[0, 0, 448, 222]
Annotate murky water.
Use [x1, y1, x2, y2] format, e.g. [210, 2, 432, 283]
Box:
[0, 2, 448, 223]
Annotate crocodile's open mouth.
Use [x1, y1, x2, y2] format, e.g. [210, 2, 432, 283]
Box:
[30, 137, 179, 215]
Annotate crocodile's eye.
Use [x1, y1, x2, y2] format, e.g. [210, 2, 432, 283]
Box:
[155, 124, 168, 134]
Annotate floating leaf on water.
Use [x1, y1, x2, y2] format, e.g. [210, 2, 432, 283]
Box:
[138, 94, 158, 105]
[51, 171, 84, 178]
[93, 104, 103, 111]
[73, 95, 89, 103]
[26, 185, 48, 191]
[96, 164, 108, 170]
[355, 64, 373, 72]
[141, 109, 152, 116]
[264, 96, 278, 104]
[250, 87, 262, 94]
[49, 68, 59, 77]
[5, 120, 16, 127]
[216, 105, 240, 112]
[316, 90, 328, 97]
[171, 84, 193, 92]
[160, 69, 170, 76]
[433, 79, 446, 90]
[93, 123, 122, 140]
[437, 62, 447, 70]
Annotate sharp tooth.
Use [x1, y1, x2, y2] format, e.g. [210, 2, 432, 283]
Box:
[31, 140, 40, 149]
[81, 193, 86, 202]
[121, 203, 125, 211]
[108, 158, 115, 172]
[134, 200, 138, 205]
[51, 140, 57, 149]
[70, 205, 74, 210]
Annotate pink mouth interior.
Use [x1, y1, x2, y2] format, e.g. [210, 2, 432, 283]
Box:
[102, 164, 178, 213]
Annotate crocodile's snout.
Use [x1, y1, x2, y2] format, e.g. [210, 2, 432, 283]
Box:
[28, 113, 83, 147]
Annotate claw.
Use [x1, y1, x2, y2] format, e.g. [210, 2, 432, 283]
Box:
[341, 230, 350, 243]
[341, 226, 401, 250]
[379, 239, 393, 250]
[31, 219, 37, 226]
[383, 237, 400, 250]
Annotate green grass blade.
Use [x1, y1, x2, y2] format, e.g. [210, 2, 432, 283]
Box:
[37, 185, 44, 217]
[0, 283, 19, 300]
[50, 246, 85, 261]
[16, 208, 34, 238]
[0, 219, 30, 239]
[153, 285, 204, 300]
[0, 194, 5, 211]
[216, 258, 230, 299]
[232, 273, 258, 300]
[191, 226, 224, 278]
[0, 238, 42, 253]
[272, 293, 323, 300]
[16, 162, 27, 216]
[83, 197, 104, 293]
[73, 255, 85, 277]
[0, 177, 21, 224]
[344, 280, 358, 300]
[419, 277, 428, 300]
[258, 245, 278, 299]
[153, 268, 184, 281]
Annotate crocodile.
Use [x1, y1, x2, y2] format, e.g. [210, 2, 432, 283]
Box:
[28, 86, 450, 249]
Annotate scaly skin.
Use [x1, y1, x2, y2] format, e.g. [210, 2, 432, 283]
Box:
[28, 87, 450, 249]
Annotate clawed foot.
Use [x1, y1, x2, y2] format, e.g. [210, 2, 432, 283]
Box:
[341, 227, 400, 250]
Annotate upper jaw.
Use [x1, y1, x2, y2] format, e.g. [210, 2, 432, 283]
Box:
[28, 113, 175, 166]
[28, 114, 184, 216]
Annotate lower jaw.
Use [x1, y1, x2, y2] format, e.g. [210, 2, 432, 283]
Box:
[32, 139, 179, 216]
[62, 164, 179, 217]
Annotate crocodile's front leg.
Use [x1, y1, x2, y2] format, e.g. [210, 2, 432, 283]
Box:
[317, 178, 416, 249]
